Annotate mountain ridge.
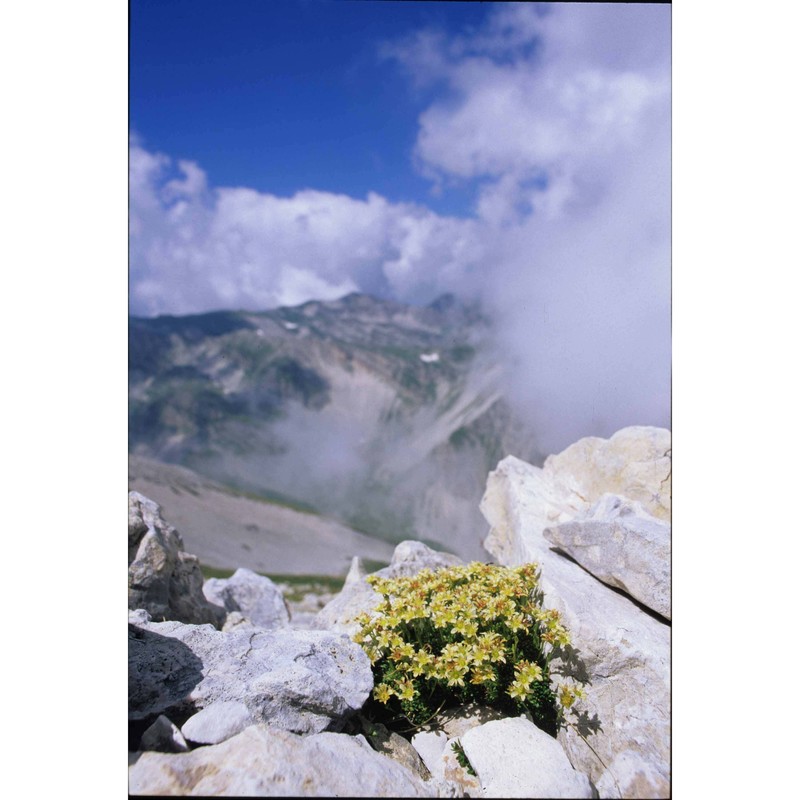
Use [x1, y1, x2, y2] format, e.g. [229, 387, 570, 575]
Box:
[129, 292, 541, 559]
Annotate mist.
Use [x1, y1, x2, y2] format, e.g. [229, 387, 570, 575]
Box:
[130, 3, 671, 457]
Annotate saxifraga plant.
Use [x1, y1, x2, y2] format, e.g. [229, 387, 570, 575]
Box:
[351, 562, 585, 737]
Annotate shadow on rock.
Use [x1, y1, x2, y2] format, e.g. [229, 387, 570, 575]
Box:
[128, 623, 205, 726]
[552, 642, 592, 686]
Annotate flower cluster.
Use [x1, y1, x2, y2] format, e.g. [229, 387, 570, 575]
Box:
[351, 562, 579, 733]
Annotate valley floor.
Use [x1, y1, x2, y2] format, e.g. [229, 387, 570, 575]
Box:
[128, 455, 397, 576]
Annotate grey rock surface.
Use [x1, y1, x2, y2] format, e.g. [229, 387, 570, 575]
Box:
[544, 493, 671, 619]
[461, 717, 594, 798]
[128, 617, 206, 722]
[203, 567, 290, 629]
[128, 491, 224, 627]
[359, 716, 432, 782]
[128, 724, 435, 797]
[128, 616, 372, 734]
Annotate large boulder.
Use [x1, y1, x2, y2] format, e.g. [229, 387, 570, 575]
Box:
[483, 426, 670, 567]
[480, 428, 671, 799]
[460, 717, 594, 798]
[128, 492, 223, 627]
[545, 425, 671, 521]
[543, 493, 671, 619]
[128, 724, 435, 797]
[203, 568, 290, 629]
[129, 612, 373, 735]
[314, 542, 462, 635]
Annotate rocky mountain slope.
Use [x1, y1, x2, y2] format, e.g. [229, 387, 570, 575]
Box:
[129, 292, 540, 560]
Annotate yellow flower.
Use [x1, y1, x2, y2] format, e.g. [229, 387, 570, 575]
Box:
[364, 645, 384, 664]
[559, 684, 585, 709]
[477, 632, 507, 663]
[507, 680, 529, 701]
[559, 685, 576, 708]
[390, 641, 415, 661]
[515, 660, 543, 684]
[432, 607, 458, 628]
[505, 612, 528, 633]
[444, 664, 468, 688]
[410, 649, 435, 677]
[380, 611, 402, 627]
[453, 617, 479, 639]
[374, 683, 394, 704]
[469, 664, 496, 685]
[396, 679, 416, 701]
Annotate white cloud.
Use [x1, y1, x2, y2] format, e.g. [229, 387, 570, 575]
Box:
[384, 2, 672, 451]
[129, 143, 483, 316]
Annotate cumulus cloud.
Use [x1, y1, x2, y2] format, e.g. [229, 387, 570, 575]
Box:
[129, 139, 482, 316]
[129, 2, 671, 453]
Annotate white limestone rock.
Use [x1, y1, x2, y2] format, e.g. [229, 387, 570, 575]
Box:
[411, 729, 482, 796]
[128, 724, 435, 797]
[461, 717, 594, 798]
[425, 703, 508, 739]
[128, 491, 224, 627]
[411, 730, 449, 781]
[203, 567, 290, 630]
[482, 426, 670, 568]
[181, 700, 253, 745]
[380, 540, 463, 579]
[546, 425, 671, 521]
[595, 750, 672, 799]
[480, 428, 671, 798]
[128, 617, 372, 734]
[313, 555, 380, 635]
[544, 493, 671, 619]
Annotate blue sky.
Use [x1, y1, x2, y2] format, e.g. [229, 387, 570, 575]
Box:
[129, 0, 671, 451]
[131, 0, 492, 216]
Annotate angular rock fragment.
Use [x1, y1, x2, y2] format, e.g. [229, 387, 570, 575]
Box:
[128, 491, 223, 627]
[203, 567, 290, 629]
[315, 542, 462, 635]
[181, 700, 253, 745]
[139, 715, 189, 753]
[544, 493, 671, 619]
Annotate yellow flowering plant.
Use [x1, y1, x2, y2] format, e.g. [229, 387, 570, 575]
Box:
[351, 562, 582, 736]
